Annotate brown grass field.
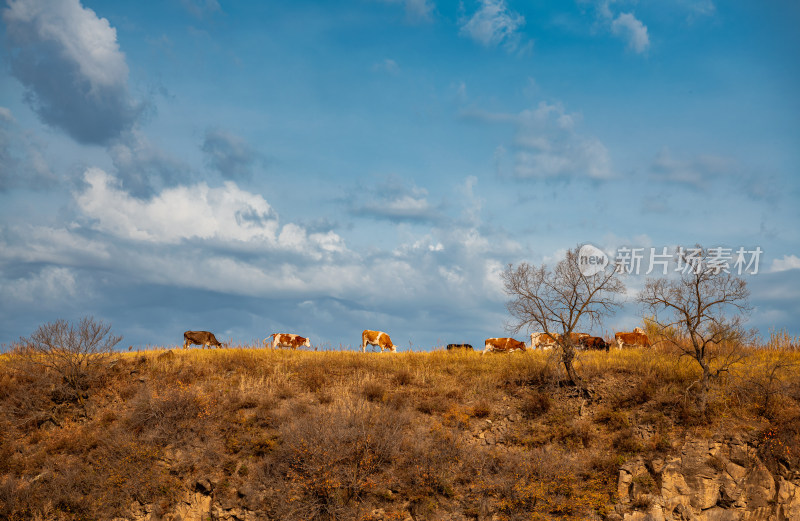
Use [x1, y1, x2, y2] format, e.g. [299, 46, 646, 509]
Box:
[1, 336, 799, 520]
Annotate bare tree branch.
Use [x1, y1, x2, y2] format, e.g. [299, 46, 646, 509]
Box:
[638, 246, 752, 419]
[502, 245, 625, 395]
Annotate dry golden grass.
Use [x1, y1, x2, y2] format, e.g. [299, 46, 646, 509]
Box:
[1, 343, 798, 520]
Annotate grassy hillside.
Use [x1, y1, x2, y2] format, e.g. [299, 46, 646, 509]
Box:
[1, 344, 799, 520]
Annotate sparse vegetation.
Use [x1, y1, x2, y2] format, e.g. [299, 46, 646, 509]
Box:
[1, 339, 798, 520]
[638, 246, 755, 417]
[502, 245, 625, 392]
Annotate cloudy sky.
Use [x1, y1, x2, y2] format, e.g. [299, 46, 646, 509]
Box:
[1, 0, 798, 350]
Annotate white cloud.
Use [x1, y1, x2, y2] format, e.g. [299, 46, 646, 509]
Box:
[611, 12, 650, 53]
[4, 266, 78, 304]
[75, 168, 346, 259]
[77, 167, 277, 243]
[3, 0, 140, 144]
[351, 177, 438, 222]
[591, 2, 650, 55]
[459, 0, 525, 51]
[488, 101, 612, 180]
[770, 255, 800, 273]
[4, 0, 128, 89]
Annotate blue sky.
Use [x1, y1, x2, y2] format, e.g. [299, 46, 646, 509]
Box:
[1, 0, 798, 350]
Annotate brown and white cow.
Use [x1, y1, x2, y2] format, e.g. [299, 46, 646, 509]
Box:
[614, 330, 651, 349]
[530, 332, 588, 350]
[183, 330, 223, 349]
[482, 337, 527, 354]
[446, 343, 473, 351]
[361, 330, 396, 353]
[578, 336, 610, 352]
[267, 333, 312, 350]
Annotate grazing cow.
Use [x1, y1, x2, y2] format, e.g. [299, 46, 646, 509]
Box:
[482, 337, 527, 355]
[530, 332, 588, 349]
[447, 344, 473, 351]
[579, 336, 610, 352]
[615, 330, 651, 349]
[267, 333, 312, 350]
[183, 331, 223, 349]
[361, 330, 396, 353]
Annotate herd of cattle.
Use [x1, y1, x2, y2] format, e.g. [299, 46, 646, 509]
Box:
[182, 328, 652, 353]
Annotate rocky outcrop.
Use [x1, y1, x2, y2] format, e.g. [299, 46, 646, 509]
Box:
[116, 478, 263, 521]
[616, 436, 800, 521]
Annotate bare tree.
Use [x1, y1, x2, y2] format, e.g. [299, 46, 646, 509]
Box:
[638, 247, 753, 418]
[502, 245, 625, 392]
[14, 316, 122, 410]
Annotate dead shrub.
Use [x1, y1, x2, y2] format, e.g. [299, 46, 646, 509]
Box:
[470, 400, 492, 418]
[125, 383, 211, 444]
[594, 407, 630, 430]
[299, 364, 327, 393]
[393, 368, 414, 386]
[416, 396, 448, 415]
[12, 316, 120, 413]
[614, 376, 658, 408]
[612, 427, 642, 454]
[757, 415, 800, 474]
[261, 398, 408, 519]
[519, 390, 551, 419]
[553, 419, 592, 449]
[362, 380, 387, 403]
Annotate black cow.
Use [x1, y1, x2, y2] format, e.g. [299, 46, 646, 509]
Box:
[183, 331, 223, 349]
[447, 343, 473, 351]
[578, 336, 609, 352]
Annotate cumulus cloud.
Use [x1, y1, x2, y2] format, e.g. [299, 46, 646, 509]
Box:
[592, 2, 650, 54]
[75, 168, 346, 259]
[459, 0, 526, 51]
[350, 177, 438, 222]
[611, 12, 649, 53]
[0, 106, 58, 191]
[77, 167, 277, 244]
[202, 129, 260, 181]
[3, 0, 141, 144]
[4, 266, 78, 304]
[770, 255, 800, 273]
[466, 101, 612, 180]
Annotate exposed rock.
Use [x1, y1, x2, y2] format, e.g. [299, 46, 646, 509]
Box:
[195, 477, 214, 495]
[618, 436, 800, 521]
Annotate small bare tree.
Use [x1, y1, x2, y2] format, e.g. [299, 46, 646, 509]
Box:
[502, 245, 625, 392]
[638, 247, 753, 418]
[14, 316, 122, 410]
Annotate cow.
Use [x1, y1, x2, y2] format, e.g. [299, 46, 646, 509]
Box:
[530, 332, 588, 350]
[267, 333, 312, 350]
[446, 344, 473, 351]
[183, 331, 223, 349]
[361, 330, 396, 353]
[578, 336, 610, 352]
[614, 330, 651, 349]
[482, 337, 527, 355]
